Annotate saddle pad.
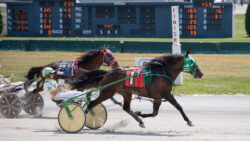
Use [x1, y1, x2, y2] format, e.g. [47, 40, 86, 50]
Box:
[125, 67, 145, 88]
[57, 62, 73, 77]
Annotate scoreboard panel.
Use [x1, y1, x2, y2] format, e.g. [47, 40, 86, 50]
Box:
[179, 6, 198, 37]
[6, 0, 233, 38]
[12, 9, 29, 32]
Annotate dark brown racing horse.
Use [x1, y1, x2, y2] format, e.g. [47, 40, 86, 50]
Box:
[24, 48, 119, 94]
[71, 49, 203, 128]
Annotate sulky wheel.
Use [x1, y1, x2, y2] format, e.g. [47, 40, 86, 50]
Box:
[58, 103, 86, 133]
[22, 93, 44, 115]
[83, 103, 107, 129]
[0, 94, 22, 118]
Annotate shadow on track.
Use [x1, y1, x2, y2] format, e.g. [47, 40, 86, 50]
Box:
[17, 115, 57, 119]
[34, 129, 192, 137]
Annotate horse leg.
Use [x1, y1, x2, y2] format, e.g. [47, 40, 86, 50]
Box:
[24, 79, 34, 92]
[136, 100, 161, 118]
[23, 79, 44, 101]
[121, 93, 145, 128]
[86, 89, 145, 128]
[85, 88, 115, 113]
[24, 76, 41, 93]
[33, 79, 43, 93]
[165, 94, 193, 126]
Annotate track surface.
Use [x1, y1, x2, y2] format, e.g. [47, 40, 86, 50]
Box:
[0, 94, 250, 141]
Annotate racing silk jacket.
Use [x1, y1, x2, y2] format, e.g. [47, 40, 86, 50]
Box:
[43, 78, 58, 99]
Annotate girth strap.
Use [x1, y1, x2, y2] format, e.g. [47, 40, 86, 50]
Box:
[143, 67, 151, 97]
[143, 61, 173, 97]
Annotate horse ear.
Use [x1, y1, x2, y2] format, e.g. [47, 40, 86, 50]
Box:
[100, 48, 106, 53]
[185, 48, 191, 57]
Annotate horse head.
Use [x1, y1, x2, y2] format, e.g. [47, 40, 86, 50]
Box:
[183, 49, 203, 79]
[101, 48, 119, 68]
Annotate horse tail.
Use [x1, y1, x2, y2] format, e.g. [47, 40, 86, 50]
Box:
[71, 69, 108, 90]
[26, 67, 44, 80]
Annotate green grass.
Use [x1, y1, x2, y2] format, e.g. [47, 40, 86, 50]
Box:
[0, 51, 250, 95]
[0, 14, 249, 42]
[235, 14, 248, 39]
[175, 75, 250, 94]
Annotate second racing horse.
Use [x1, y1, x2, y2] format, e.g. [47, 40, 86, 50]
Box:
[23, 48, 118, 115]
[71, 49, 203, 128]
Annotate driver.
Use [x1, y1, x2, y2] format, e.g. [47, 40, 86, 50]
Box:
[42, 67, 84, 105]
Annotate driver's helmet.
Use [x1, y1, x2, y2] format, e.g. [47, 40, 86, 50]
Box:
[42, 67, 55, 77]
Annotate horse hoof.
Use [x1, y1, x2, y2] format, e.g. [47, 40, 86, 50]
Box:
[187, 121, 194, 126]
[139, 123, 145, 128]
[134, 111, 141, 116]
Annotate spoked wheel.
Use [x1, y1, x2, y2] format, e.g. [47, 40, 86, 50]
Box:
[0, 94, 22, 118]
[58, 103, 86, 133]
[22, 93, 44, 115]
[83, 103, 107, 129]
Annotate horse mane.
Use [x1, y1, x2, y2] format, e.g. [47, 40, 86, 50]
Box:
[148, 54, 182, 65]
[77, 50, 102, 67]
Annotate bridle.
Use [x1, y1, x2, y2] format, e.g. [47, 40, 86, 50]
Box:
[182, 54, 198, 75]
[101, 49, 117, 67]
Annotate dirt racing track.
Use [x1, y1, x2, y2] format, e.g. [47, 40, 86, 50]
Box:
[0, 94, 250, 141]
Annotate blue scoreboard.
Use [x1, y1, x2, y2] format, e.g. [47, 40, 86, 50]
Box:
[6, 0, 233, 38]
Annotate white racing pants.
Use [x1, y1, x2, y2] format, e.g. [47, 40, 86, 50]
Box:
[53, 90, 100, 101]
